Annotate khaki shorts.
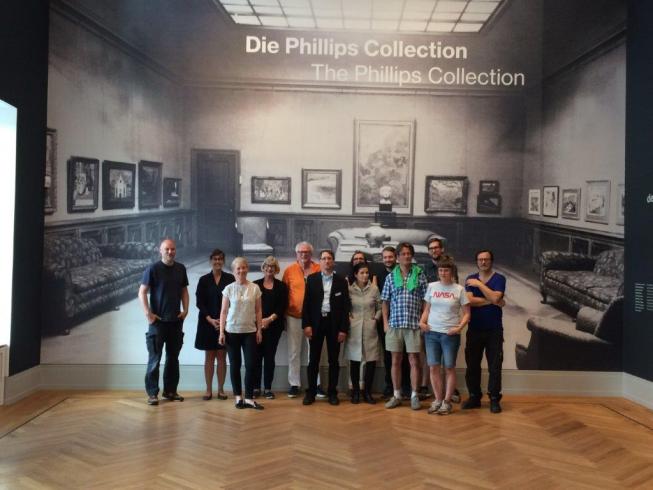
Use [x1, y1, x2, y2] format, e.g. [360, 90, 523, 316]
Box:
[385, 327, 422, 353]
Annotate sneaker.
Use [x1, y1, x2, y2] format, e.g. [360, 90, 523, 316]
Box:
[462, 396, 481, 409]
[427, 400, 442, 414]
[437, 400, 453, 415]
[288, 386, 300, 398]
[410, 395, 421, 411]
[451, 389, 461, 404]
[162, 392, 184, 402]
[384, 396, 402, 409]
[263, 390, 275, 400]
[316, 387, 328, 399]
[147, 396, 159, 406]
[490, 398, 502, 414]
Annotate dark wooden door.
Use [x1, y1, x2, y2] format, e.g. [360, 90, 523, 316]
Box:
[193, 150, 238, 253]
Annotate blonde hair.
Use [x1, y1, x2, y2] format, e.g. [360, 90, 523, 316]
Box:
[231, 256, 249, 271]
[261, 256, 280, 274]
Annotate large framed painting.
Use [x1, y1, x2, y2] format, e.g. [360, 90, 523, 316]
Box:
[542, 186, 559, 217]
[45, 128, 57, 214]
[102, 161, 135, 210]
[585, 180, 610, 224]
[528, 189, 541, 215]
[561, 188, 580, 220]
[138, 160, 162, 209]
[163, 177, 182, 208]
[302, 169, 341, 209]
[251, 176, 291, 204]
[354, 119, 415, 214]
[67, 156, 99, 213]
[424, 176, 469, 214]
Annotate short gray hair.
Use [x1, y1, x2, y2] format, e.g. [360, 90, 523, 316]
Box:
[294, 241, 314, 253]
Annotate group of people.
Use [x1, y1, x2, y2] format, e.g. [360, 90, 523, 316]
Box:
[138, 235, 506, 415]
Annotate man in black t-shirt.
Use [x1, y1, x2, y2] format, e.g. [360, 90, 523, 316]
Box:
[138, 239, 189, 405]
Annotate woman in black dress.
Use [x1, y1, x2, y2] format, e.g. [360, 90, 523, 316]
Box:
[253, 256, 288, 399]
[195, 248, 234, 400]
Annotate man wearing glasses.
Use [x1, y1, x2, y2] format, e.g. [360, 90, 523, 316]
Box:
[463, 249, 506, 413]
[423, 237, 459, 284]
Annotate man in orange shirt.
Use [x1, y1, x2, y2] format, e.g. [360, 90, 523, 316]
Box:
[282, 241, 320, 398]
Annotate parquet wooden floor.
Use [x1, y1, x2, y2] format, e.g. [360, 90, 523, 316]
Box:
[1, 391, 652, 489]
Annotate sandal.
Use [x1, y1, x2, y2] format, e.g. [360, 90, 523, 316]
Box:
[202, 394, 212, 401]
[216, 393, 228, 400]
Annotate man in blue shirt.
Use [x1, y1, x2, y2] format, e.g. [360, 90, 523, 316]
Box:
[463, 249, 506, 413]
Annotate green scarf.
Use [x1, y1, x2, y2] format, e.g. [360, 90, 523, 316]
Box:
[392, 264, 423, 291]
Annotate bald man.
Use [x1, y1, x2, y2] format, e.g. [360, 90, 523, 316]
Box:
[138, 239, 189, 405]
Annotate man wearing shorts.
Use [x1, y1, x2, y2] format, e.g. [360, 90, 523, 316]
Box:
[381, 242, 428, 410]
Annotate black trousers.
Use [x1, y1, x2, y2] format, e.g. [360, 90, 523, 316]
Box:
[253, 326, 283, 390]
[350, 360, 376, 392]
[464, 328, 504, 398]
[377, 322, 411, 394]
[307, 315, 341, 396]
[225, 331, 257, 398]
[145, 321, 184, 397]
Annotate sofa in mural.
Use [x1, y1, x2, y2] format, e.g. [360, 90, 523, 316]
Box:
[539, 248, 624, 312]
[327, 225, 444, 263]
[515, 295, 623, 371]
[42, 235, 158, 335]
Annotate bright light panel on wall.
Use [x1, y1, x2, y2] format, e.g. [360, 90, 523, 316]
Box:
[217, 0, 504, 33]
[0, 99, 17, 348]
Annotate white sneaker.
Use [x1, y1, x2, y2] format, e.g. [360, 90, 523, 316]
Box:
[428, 400, 442, 414]
[437, 400, 453, 415]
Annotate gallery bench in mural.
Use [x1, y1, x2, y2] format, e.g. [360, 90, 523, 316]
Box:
[539, 249, 624, 312]
[42, 235, 158, 335]
[327, 225, 444, 263]
[515, 296, 623, 371]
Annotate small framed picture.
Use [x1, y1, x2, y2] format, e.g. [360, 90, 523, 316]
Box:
[528, 189, 541, 215]
[585, 180, 610, 224]
[616, 183, 624, 226]
[561, 188, 580, 220]
[67, 156, 99, 213]
[163, 177, 182, 208]
[479, 180, 499, 194]
[251, 176, 291, 204]
[424, 176, 469, 214]
[139, 161, 162, 209]
[477, 193, 502, 214]
[542, 186, 559, 217]
[302, 169, 341, 209]
[102, 161, 135, 210]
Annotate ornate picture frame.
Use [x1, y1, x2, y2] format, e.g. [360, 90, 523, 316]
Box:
[251, 176, 291, 204]
[67, 156, 99, 213]
[138, 160, 162, 209]
[102, 161, 135, 210]
[424, 176, 469, 214]
[301, 169, 341, 209]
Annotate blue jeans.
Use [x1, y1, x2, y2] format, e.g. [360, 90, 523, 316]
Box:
[145, 321, 184, 396]
[424, 331, 460, 368]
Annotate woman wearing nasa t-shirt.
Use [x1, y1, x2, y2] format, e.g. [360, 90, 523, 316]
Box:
[419, 256, 470, 415]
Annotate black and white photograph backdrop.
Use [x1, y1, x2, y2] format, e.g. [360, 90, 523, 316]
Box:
[39, 0, 626, 375]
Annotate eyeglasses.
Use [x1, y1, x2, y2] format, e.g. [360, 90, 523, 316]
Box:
[477, 258, 492, 263]
[428, 247, 441, 251]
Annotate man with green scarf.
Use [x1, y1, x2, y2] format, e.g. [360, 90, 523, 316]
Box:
[381, 242, 429, 410]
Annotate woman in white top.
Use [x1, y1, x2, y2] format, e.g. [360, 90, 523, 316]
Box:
[419, 256, 470, 415]
[219, 257, 264, 410]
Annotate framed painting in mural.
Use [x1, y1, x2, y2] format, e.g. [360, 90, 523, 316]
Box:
[102, 161, 135, 210]
[561, 188, 580, 219]
[479, 180, 499, 194]
[67, 156, 99, 213]
[616, 183, 624, 225]
[251, 176, 291, 204]
[477, 193, 502, 214]
[424, 176, 468, 214]
[44, 128, 57, 214]
[138, 160, 162, 209]
[585, 180, 610, 223]
[542, 186, 559, 217]
[354, 119, 415, 214]
[528, 189, 541, 215]
[163, 177, 182, 208]
[301, 169, 341, 209]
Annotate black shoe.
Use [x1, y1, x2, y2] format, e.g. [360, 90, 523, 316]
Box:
[288, 386, 300, 398]
[162, 392, 184, 402]
[462, 396, 481, 409]
[328, 394, 340, 406]
[490, 398, 502, 413]
[363, 392, 376, 405]
[351, 390, 361, 404]
[245, 400, 265, 410]
[263, 390, 275, 400]
[235, 400, 245, 409]
[147, 396, 159, 406]
[316, 387, 328, 399]
[302, 394, 315, 405]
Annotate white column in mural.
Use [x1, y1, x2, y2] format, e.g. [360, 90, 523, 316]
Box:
[0, 99, 17, 348]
